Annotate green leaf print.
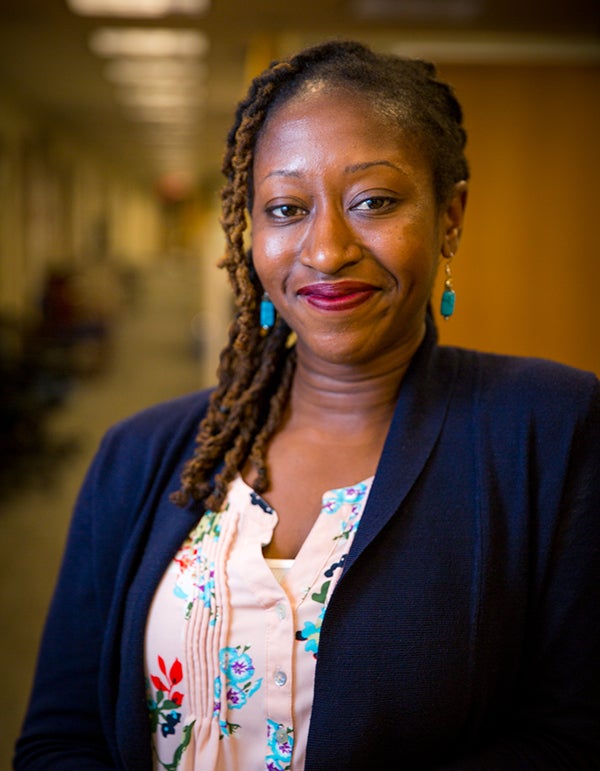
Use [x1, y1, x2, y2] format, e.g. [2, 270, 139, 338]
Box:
[159, 720, 196, 771]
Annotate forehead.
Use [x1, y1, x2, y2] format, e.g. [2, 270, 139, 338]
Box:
[253, 85, 427, 176]
[257, 86, 403, 149]
[259, 82, 399, 140]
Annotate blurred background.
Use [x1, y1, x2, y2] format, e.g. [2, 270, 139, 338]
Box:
[0, 0, 598, 763]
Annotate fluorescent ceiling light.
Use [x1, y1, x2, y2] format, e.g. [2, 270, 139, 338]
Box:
[144, 136, 198, 147]
[122, 105, 200, 122]
[90, 27, 209, 57]
[108, 76, 204, 92]
[116, 87, 204, 105]
[142, 137, 196, 148]
[104, 58, 207, 82]
[141, 125, 198, 139]
[67, 0, 209, 17]
[110, 73, 204, 89]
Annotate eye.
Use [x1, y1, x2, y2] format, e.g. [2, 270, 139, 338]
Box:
[351, 196, 398, 212]
[266, 203, 306, 219]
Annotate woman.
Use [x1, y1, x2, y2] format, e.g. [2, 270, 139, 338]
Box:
[14, 40, 599, 770]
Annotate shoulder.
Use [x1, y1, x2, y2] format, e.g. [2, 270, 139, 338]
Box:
[82, 389, 213, 512]
[434, 348, 599, 523]
[100, 388, 213, 457]
[440, 346, 599, 421]
[71, 390, 213, 576]
[107, 387, 213, 436]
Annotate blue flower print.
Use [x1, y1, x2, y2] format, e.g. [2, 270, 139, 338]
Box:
[196, 563, 216, 610]
[296, 606, 326, 658]
[161, 710, 181, 737]
[322, 482, 369, 515]
[214, 645, 263, 738]
[226, 684, 249, 709]
[266, 719, 294, 770]
[337, 506, 362, 541]
[219, 646, 255, 683]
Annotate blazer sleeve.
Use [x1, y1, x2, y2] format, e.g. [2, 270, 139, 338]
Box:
[13, 431, 122, 769]
[441, 376, 600, 770]
[13, 391, 207, 770]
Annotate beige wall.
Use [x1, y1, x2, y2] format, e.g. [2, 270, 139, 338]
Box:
[433, 63, 600, 374]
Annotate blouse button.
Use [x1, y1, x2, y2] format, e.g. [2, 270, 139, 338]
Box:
[275, 602, 286, 620]
[273, 669, 287, 687]
[275, 726, 289, 744]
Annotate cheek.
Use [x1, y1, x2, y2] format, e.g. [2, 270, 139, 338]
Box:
[376, 226, 434, 274]
[260, 233, 288, 262]
[251, 230, 294, 285]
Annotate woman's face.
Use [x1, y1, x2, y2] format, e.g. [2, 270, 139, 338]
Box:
[251, 85, 466, 371]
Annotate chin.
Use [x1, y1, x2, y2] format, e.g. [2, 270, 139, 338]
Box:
[299, 335, 390, 369]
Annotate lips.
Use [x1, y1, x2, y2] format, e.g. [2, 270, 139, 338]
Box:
[297, 281, 378, 311]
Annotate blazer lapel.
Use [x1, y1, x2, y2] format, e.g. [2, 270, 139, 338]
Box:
[342, 318, 459, 576]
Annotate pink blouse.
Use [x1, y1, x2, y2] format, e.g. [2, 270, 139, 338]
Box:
[145, 474, 373, 770]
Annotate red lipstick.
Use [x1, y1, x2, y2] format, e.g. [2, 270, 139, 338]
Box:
[297, 281, 378, 311]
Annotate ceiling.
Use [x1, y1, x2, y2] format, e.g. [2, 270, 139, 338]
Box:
[0, 0, 598, 197]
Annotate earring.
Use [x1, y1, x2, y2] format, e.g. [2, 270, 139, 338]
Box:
[260, 292, 275, 332]
[440, 254, 456, 320]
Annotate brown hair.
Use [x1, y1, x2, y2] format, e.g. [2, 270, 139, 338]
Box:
[172, 39, 469, 511]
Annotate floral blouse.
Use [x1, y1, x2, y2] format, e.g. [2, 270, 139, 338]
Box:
[145, 474, 373, 770]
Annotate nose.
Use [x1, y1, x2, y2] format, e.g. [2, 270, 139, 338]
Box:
[300, 204, 362, 274]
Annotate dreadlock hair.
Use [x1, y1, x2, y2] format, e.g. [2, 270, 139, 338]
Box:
[172, 39, 470, 512]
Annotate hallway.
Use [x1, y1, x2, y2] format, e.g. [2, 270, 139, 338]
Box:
[0, 258, 210, 765]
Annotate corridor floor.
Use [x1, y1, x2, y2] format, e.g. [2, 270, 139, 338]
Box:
[1, 260, 211, 766]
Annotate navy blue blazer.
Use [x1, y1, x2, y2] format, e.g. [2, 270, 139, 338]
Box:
[15, 321, 600, 769]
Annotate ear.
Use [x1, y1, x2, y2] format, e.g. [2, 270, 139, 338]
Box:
[440, 180, 468, 258]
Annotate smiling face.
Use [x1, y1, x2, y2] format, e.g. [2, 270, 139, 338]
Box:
[251, 84, 466, 372]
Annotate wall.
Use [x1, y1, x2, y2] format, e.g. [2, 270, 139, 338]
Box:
[433, 62, 600, 374]
[0, 89, 163, 326]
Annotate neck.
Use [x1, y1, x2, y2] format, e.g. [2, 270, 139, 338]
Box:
[290, 324, 424, 432]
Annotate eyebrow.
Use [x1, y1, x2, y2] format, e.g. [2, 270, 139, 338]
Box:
[261, 160, 402, 182]
[263, 169, 302, 181]
[345, 160, 402, 174]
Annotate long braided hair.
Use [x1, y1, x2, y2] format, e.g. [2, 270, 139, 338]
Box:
[172, 40, 469, 511]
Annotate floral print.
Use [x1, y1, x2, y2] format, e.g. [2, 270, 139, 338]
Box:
[323, 482, 370, 541]
[147, 656, 194, 769]
[295, 551, 347, 658]
[173, 510, 221, 623]
[145, 475, 372, 769]
[295, 607, 325, 657]
[266, 719, 294, 770]
[214, 645, 263, 737]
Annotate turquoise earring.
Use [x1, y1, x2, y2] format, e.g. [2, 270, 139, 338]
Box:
[260, 292, 275, 332]
[440, 255, 456, 320]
